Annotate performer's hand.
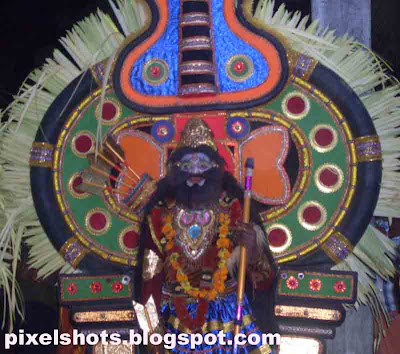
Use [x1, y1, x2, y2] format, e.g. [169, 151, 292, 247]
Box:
[234, 221, 258, 259]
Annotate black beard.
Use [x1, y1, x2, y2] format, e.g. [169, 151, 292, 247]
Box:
[174, 167, 223, 209]
[143, 165, 246, 215]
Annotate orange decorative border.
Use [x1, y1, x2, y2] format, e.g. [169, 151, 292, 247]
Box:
[118, 0, 284, 108]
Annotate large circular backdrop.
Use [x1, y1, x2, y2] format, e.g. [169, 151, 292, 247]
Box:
[30, 53, 382, 272]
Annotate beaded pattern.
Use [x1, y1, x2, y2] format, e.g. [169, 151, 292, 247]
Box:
[30, 142, 54, 168]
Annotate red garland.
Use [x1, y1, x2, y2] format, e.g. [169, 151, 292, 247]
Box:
[174, 297, 209, 332]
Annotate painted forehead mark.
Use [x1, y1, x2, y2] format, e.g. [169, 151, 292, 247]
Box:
[180, 152, 211, 162]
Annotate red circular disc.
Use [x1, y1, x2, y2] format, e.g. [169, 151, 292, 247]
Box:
[303, 206, 322, 224]
[72, 176, 84, 194]
[320, 168, 339, 187]
[150, 66, 162, 78]
[89, 212, 107, 231]
[123, 231, 138, 249]
[234, 61, 246, 73]
[315, 128, 334, 147]
[74, 135, 93, 154]
[287, 96, 306, 115]
[102, 102, 117, 121]
[268, 228, 288, 248]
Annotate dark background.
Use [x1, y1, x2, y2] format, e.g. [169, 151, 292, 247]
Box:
[0, 0, 399, 352]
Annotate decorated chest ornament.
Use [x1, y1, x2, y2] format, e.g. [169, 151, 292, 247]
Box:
[27, 0, 383, 277]
[162, 212, 231, 301]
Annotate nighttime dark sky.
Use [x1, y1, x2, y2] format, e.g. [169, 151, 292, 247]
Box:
[0, 0, 399, 112]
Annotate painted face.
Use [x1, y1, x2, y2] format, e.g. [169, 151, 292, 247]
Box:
[177, 152, 216, 187]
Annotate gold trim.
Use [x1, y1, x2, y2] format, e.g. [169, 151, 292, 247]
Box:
[281, 91, 310, 120]
[85, 208, 112, 236]
[90, 58, 114, 87]
[275, 305, 341, 321]
[297, 201, 327, 231]
[168, 313, 254, 334]
[309, 124, 338, 153]
[291, 53, 318, 81]
[73, 310, 135, 323]
[286, 50, 299, 76]
[142, 249, 163, 281]
[176, 118, 218, 151]
[68, 172, 90, 199]
[175, 207, 216, 260]
[59, 237, 89, 268]
[130, 179, 157, 211]
[118, 226, 140, 255]
[226, 54, 254, 82]
[266, 224, 293, 254]
[30, 142, 54, 168]
[321, 231, 354, 264]
[71, 130, 96, 158]
[355, 135, 382, 162]
[32, 141, 54, 150]
[94, 97, 122, 126]
[314, 164, 344, 194]
[148, 214, 164, 254]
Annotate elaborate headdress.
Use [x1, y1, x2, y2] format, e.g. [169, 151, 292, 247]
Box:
[177, 118, 217, 151]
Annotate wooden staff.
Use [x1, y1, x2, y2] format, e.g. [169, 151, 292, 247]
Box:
[233, 158, 254, 350]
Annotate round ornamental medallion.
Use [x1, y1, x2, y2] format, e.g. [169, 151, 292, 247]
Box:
[188, 224, 202, 239]
[226, 117, 250, 140]
[282, 91, 310, 120]
[118, 227, 139, 255]
[226, 55, 254, 82]
[315, 164, 344, 194]
[298, 201, 327, 231]
[68, 172, 89, 199]
[309, 278, 322, 292]
[90, 281, 102, 294]
[112, 281, 124, 294]
[151, 120, 175, 143]
[309, 125, 338, 153]
[95, 98, 122, 125]
[286, 276, 299, 290]
[142, 59, 169, 85]
[266, 224, 292, 253]
[334, 281, 347, 293]
[67, 283, 78, 295]
[71, 131, 95, 158]
[85, 208, 112, 236]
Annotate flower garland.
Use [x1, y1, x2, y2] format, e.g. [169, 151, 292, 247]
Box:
[161, 212, 231, 301]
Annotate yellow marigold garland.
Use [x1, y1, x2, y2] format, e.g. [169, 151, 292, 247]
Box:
[162, 212, 231, 301]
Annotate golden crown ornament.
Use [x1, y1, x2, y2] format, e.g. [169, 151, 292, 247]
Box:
[177, 118, 218, 151]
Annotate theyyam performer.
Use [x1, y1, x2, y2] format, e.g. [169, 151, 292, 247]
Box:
[136, 118, 274, 353]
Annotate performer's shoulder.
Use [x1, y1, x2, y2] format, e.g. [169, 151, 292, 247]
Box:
[148, 199, 176, 237]
[219, 191, 240, 208]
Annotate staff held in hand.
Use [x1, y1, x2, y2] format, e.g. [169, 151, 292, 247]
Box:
[233, 158, 254, 349]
